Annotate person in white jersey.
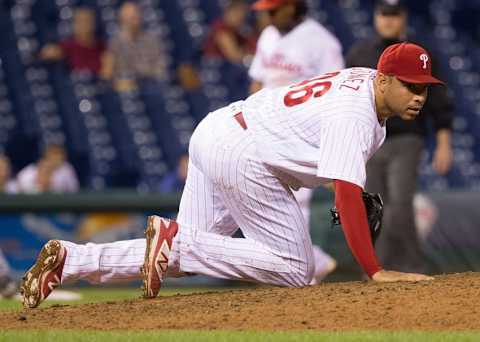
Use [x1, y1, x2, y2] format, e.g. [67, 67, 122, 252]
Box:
[21, 43, 438, 309]
[16, 145, 79, 194]
[248, 0, 345, 283]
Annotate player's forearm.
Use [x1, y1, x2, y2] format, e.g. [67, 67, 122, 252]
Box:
[334, 179, 381, 277]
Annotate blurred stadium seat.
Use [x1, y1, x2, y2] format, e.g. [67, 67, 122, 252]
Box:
[0, 0, 478, 191]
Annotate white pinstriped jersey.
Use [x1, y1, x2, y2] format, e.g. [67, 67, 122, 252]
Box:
[249, 18, 344, 88]
[242, 67, 386, 189]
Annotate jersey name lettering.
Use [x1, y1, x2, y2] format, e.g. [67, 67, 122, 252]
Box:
[339, 68, 372, 91]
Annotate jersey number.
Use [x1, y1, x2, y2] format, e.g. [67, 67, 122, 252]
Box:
[283, 71, 340, 107]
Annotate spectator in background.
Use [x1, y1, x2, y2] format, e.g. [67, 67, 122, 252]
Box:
[102, 1, 166, 92]
[39, 7, 106, 75]
[159, 154, 189, 193]
[16, 144, 79, 193]
[202, 0, 256, 99]
[248, 0, 344, 284]
[177, 62, 202, 93]
[346, 0, 453, 273]
[203, 0, 253, 65]
[0, 155, 17, 194]
[178, 2, 269, 94]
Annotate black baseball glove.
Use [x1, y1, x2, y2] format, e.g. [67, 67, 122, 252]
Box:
[330, 192, 384, 245]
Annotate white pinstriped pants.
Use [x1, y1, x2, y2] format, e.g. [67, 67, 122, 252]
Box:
[60, 107, 315, 287]
[171, 107, 315, 286]
[294, 187, 335, 281]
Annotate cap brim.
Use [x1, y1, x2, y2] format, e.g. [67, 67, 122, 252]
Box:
[252, 0, 284, 10]
[397, 75, 445, 86]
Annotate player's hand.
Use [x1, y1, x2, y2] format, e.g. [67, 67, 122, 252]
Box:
[432, 144, 453, 175]
[371, 270, 434, 283]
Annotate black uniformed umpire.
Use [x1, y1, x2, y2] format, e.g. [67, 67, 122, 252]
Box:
[346, 0, 454, 273]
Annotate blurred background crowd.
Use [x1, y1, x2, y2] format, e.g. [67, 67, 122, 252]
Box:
[0, 0, 478, 194]
[0, 0, 479, 296]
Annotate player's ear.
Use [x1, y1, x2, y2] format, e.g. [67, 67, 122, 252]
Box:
[376, 73, 390, 92]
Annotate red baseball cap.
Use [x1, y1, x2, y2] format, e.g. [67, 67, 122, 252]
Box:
[377, 42, 445, 85]
[252, 0, 296, 11]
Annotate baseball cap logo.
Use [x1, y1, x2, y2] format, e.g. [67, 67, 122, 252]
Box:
[420, 54, 429, 70]
[377, 43, 444, 85]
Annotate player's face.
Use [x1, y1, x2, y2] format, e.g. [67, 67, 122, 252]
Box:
[384, 77, 429, 120]
[374, 11, 407, 40]
[268, 4, 295, 32]
[255, 11, 271, 32]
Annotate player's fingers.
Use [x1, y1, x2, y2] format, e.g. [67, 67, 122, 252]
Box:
[406, 273, 434, 282]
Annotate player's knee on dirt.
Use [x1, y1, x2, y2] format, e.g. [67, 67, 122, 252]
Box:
[287, 257, 315, 288]
[289, 269, 314, 288]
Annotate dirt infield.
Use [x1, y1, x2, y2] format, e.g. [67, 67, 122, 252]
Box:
[2, 272, 479, 331]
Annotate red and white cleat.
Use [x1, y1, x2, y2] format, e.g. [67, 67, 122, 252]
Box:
[20, 240, 66, 308]
[141, 216, 179, 299]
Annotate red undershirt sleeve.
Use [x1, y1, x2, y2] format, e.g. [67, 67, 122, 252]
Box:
[334, 179, 382, 277]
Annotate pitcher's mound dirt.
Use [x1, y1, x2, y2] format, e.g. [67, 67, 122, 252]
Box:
[2, 272, 479, 331]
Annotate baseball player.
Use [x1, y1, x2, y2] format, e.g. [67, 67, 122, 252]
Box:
[21, 43, 437, 309]
[248, 0, 345, 283]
